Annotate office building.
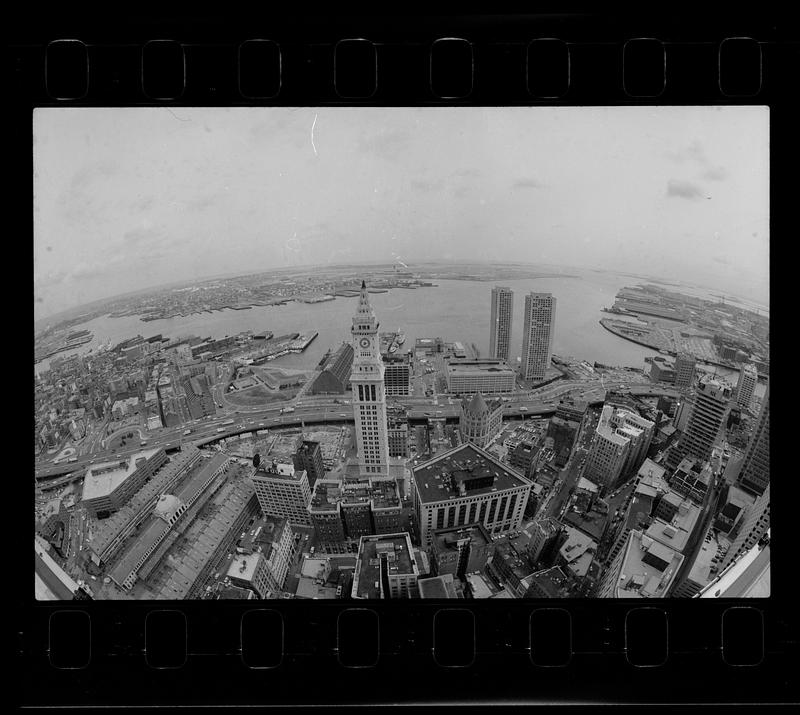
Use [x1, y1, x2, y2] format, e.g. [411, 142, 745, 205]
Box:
[293, 439, 325, 490]
[719, 484, 770, 572]
[446, 359, 516, 394]
[520, 292, 556, 381]
[736, 380, 769, 496]
[670, 376, 731, 468]
[251, 461, 312, 526]
[350, 281, 390, 475]
[674, 353, 697, 390]
[584, 406, 631, 491]
[308, 477, 403, 544]
[81, 448, 168, 516]
[351, 532, 420, 599]
[382, 353, 411, 396]
[310, 342, 354, 395]
[458, 392, 504, 448]
[412, 443, 532, 545]
[547, 416, 579, 468]
[649, 357, 676, 384]
[735, 363, 758, 410]
[227, 515, 296, 595]
[418, 573, 463, 598]
[387, 418, 409, 458]
[489, 286, 514, 362]
[669, 457, 713, 505]
[597, 529, 684, 598]
[429, 522, 494, 579]
[507, 437, 543, 479]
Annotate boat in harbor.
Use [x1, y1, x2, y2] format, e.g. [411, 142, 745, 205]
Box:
[388, 342, 398, 354]
[396, 329, 406, 345]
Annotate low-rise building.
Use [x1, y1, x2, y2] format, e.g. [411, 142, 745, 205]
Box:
[446, 359, 516, 394]
[81, 448, 167, 516]
[351, 532, 420, 599]
[429, 522, 494, 579]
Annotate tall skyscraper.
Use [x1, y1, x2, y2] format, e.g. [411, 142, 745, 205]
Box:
[735, 363, 758, 410]
[489, 286, 514, 362]
[674, 353, 697, 390]
[350, 281, 390, 475]
[737, 380, 769, 496]
[718, 484, 770, 572]
[520, 293, 556, 381]
[670, 376, 731, 467]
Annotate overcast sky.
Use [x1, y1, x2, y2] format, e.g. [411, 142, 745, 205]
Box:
[34, 106, 769, 321]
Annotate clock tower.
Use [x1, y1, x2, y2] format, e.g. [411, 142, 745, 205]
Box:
[350, 280, 390, 475]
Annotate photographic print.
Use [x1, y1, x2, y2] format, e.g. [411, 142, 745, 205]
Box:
[34, 106, 769, 600]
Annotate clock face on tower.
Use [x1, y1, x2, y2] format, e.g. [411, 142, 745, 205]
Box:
[359, 338, 370, 348]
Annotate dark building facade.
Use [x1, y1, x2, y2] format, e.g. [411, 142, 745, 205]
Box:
[293, 439, 325, 490]
[310, 343, 354, 395]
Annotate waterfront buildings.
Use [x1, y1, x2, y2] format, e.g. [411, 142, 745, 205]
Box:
[520, 292, 556, 381]
[669, 376, 731, 468]
[382, 353, 412, 396]
[445, 359, 516, 394]
[309, 342, 353, 395]
[489, 286, 514, 362]
[458, 392, 504, 448]
[251, 461, 312, 526]
[735, 363, 758, 410]
[736, 380, 770, 496]
[412, 443, 532, 546]
[674, 353, 697, 390]
[649, 357, 676, 384]
[350, 282, 390, 475]
[81, 448, 167, 516]
[351, 532, 420, 599]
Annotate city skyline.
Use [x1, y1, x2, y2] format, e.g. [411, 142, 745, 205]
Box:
[34, 106, 769, 321]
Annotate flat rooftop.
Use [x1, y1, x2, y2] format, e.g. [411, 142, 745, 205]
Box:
[432, 522, 492, 551]
[645, 498, 701, 554]
[447, 360, 515, 375]
[353, 533, 417, 599]
[253, 462, 305, 483]
[419, 573, 459, 598]
[82, 448, 162, 502]
[227, 552, 261, 582]
[309, 478, 401, 513]
[240, 514, 289, 554]
[412, 443, 530, 504]
[615, 530, 684, 598]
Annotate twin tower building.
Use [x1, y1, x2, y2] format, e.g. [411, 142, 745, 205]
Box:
[490, 286, 556, 381]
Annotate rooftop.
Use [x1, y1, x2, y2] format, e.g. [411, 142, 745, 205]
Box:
[615, 530, 684, 598]
[227, 552, 261, 582]
[447, 360, 515, 375]
[108, 515, 170, 586]
[82, 448, 162, 502]
[309, 477, 401, 513]
[432, 522, 492, 551]
[465, 571, 502, 599]
[644, 495, 700, 554]
[419, 573, 460, 598]
[240, 514, 289, 555]
[352, 532, 418, 599]
[525, 565, 575, 598]
[254, 461, 306, 483]
[412, 443, 530, 504]
[563, 509, 607, 543]
[174, 452, 229, 504]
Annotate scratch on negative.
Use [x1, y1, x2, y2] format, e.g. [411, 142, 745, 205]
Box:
[311, 113, 318, 155]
